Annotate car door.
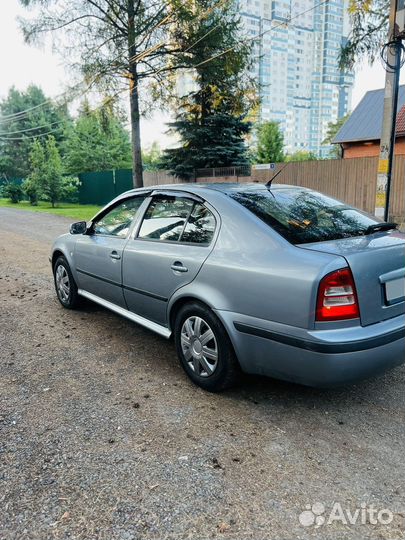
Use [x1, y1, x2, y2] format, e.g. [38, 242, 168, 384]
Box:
[74, 195, 147, 307]
[122, 193, 218, 326]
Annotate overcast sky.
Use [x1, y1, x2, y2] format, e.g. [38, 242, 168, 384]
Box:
[1, 0, 404, 148]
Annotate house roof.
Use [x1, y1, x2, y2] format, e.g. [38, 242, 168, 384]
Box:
[333, 85, 405, 144]
[396, 104, 405, 135]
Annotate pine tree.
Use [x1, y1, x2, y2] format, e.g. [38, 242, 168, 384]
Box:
[63, 100, 132, 174]
[24, 139, 46, 205]
[255, 121, 285, 164]
[163, 0, 256, 180]
[0, 85, 69, 178]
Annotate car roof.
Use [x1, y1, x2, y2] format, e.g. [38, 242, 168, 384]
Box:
[121, 182, 311, 197]
[92, 182, 314, 222]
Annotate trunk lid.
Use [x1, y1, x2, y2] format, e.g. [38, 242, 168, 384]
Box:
[300, 231, 405, 326]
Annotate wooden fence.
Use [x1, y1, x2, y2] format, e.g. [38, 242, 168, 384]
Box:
[144, 156, 405, 222]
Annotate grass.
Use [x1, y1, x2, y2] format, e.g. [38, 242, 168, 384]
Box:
[0, 199, 102, 221]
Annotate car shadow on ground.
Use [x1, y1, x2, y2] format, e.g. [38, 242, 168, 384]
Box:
[72, 298, 403, 413]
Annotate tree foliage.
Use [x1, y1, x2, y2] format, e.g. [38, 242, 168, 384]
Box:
[25, 136, 78, 207]
[323, 114, 350, 158]
[0, 85, 69, 178]
[25, 139, 46, 205]
[2, 182, 24, 204]
[63, 100, 132, 174]
[285, 151, 318, 162]
[340, 0, 389, 68]
[18, 0, 181, 187]
[162, 0, 255, 180]
[255, 121, 285, 164]
[142, 141, 163, 171]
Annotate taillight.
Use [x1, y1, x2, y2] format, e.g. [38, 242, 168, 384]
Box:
[316, 268, 360, 321]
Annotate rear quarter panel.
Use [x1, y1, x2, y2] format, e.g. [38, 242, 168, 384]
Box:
[169, 194, 347, 330]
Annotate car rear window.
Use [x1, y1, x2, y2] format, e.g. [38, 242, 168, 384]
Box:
[229, 188, 381, 244]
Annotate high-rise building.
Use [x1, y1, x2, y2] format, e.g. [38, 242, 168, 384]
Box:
[238, 0, 354, 157]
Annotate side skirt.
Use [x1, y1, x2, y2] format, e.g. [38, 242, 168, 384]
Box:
[78, 289, 171, 339]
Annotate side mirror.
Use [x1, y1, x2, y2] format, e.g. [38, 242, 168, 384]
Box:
[70, 221, 87, 235]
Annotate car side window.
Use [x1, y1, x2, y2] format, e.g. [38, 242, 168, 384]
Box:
[138, 196, 194, 242]
[180, 203, 216, 245]
[93, 197, 146, 238]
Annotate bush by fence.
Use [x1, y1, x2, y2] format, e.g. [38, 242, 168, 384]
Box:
[5, 156, 403, 221]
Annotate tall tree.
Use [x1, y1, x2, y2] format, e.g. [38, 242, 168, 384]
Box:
[142, 141, 163, 171]
[19, 0, 180, 188]
[255, 121, 284, 164]
[25, 139, 46, 205]
[0, 85, 69, 178]
[162, 0, 255, 180]
[39, 136, 64, 207]
[63, 100, 132, 173]
[285, 151, 318, 162]
[340, 0, 389, 67]
[322, 114, 350, 158]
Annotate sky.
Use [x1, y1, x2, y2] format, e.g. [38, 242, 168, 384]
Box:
[1, 0, 404, 148]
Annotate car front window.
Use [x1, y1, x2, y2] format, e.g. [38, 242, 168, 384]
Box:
[93, 197, 146, 237]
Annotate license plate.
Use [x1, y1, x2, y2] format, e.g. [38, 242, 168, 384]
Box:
[385, 277, 405, 304]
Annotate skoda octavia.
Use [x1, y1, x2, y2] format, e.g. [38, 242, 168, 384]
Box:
[51, 183, 405, 391]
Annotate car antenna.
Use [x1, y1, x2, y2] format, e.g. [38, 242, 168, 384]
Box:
[266, 163, 288, 188]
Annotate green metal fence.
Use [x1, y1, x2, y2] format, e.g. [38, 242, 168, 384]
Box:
[0, 177, 24, 189]
[78, 169, 133, 205]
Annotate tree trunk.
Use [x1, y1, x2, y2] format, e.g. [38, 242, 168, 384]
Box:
[129, 71, 143, 188]
[127, 0, 143, 188]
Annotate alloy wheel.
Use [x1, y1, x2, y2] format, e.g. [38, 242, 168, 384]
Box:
[55, 264, 70, 303]
[180, 316, 218, 377]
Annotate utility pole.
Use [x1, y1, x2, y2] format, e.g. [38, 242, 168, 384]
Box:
[376, 0, 404, 221]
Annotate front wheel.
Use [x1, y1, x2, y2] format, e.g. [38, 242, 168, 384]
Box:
[174, 302, 240, 392]
[53, 256, 81, 309]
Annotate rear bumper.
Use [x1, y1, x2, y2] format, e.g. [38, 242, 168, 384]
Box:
[216, 311, 405, 387]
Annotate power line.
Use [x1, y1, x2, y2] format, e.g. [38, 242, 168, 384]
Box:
[0, 126, 64, 141]
[193, 0, 329, 68]
[0, 92, 124, 141]
[0, 75, 102, 125]
[0, 120, 64, 136]
[0, 0, 230, 125]
[0, 0, 232, 126]
[0, 0, 329, 131]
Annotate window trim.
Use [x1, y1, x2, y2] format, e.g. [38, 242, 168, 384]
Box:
[134, 194, 218, 247]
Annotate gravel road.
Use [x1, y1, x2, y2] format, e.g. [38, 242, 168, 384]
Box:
[0, 208, 404, 540]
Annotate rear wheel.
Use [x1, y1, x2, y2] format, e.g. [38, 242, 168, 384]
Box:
[53, 256, 81, 309]
[174, 302, 240, 392]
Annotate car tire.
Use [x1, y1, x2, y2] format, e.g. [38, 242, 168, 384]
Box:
[174, 301, 240, 392]
[53, 256, 81, 309]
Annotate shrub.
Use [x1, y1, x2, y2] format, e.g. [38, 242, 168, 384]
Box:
[23, 178, 39, 205]
[61, 176, 80, 203]
[3, 183, 24, 204]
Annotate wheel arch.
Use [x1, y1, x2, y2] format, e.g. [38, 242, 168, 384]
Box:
[51, 246, 80, 285]
[167, 284, 231, 333]
[52, 249, 66, 269]
[168, 295, 213, 333]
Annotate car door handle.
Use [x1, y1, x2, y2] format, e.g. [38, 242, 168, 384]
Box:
[171, 261, 188, 273]
[110, 251, 121, 260]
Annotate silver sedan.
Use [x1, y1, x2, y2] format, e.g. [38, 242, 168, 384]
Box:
[51, 183, 405, 391]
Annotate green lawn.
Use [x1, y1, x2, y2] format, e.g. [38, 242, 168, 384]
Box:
[0, 199, 102, 221]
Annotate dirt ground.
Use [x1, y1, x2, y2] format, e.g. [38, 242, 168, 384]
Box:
[0, 207, 404, 540]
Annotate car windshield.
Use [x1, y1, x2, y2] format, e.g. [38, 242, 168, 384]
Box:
[229, 188, 382, 244]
